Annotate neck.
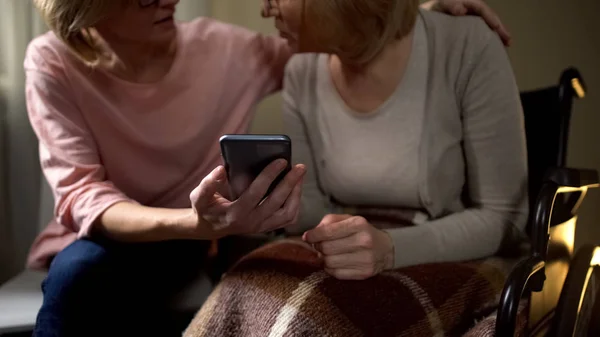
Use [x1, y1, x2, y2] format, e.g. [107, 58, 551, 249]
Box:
[327, 28, 416, 114]
[93, 30, 178, 82]
[333, 29, 415, 85]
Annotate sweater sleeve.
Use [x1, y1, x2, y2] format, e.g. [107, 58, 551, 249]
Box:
[282, 56, 331, 234]
[257, 35, 294, 95]
[225, 22, 292, 96]
[387, 27, 529, 268]
[25, 69, 135, 238]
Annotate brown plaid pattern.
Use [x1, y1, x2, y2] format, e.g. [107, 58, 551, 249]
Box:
[185, 240, 527, 337]
[463, 300, 529, 337]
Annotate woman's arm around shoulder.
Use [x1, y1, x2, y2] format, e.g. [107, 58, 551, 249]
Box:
[421, 0, 511, 46]
[195, 17, 292, 95]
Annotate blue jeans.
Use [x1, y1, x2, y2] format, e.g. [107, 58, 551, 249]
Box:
[33, 238, 210, 337]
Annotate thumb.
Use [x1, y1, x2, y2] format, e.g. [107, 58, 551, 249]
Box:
[190, 166, 227, 209]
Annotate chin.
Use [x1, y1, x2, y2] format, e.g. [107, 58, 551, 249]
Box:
[152, 26, 177, 43]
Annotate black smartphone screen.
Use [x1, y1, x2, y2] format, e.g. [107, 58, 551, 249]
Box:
[219, 134, 292, 200]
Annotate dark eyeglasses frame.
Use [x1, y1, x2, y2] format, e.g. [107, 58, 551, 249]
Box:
[139, 0, 159, 8]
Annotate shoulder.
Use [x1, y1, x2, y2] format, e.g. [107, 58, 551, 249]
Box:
[178, 17, 289, 76]
[179, 17, 279, 51]
[420, 9, 503, 62]
[284, 53, 321, 91]
[24, 31, 74, 78]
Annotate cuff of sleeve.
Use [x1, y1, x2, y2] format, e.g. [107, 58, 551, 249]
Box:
[70, 185, 137, 239]
[76, 198, 135, 239]
[385, 225, 440, 269]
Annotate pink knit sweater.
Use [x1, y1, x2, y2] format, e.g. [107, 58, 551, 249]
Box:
[24, 17, 290, 269]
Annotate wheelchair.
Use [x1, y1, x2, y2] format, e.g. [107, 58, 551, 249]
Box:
[496, 68, 600, 336]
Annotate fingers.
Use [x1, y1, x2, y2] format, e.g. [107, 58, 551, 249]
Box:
[315, 232, 373, 255]
[322, 249, 379, 280]
[319, 214, 354, 226]
[323, 251, 373, 269]
[236, 159, 288, 211]
[324, 268, 371, 281]
[495, 24, 512, 47]
[258, 175, 304, 232]
[431, 0, 511, 47]
[448, 3, 468, 15]
[462, 0, 511, 46]
[281, 175, 304, 224]
[190, 166, 227, 209]
[304, 216, 365, 243]
[463, 0, 500, 27]
[255, 164, 305, 221]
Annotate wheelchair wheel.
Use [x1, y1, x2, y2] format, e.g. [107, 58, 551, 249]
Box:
[549, 244, 600, 337]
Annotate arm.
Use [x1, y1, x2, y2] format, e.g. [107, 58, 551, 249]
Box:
[26, 70, 195, 242]
[95, 203, 197, 242]
[282, 57, 331, 234]
[27, 68, 305, 243]
[258, 35, 294, 94]
[236, 27, 293, 95]
[387, 26, 528, 268]
[422, 0, 510, 46]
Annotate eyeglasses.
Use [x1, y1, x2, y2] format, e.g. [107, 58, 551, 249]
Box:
[139, 0, 159, 8]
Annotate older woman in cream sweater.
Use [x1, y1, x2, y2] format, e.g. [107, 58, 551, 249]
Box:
[276, 0, 528, 278]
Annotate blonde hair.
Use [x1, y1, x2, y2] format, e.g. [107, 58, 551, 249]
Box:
[302, 0, 420, 66]
[33, 0, 127, 65]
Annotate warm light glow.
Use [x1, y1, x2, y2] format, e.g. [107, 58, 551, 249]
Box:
[553, 217, 577, 254]
[572, 78, 586, 98]
[556, 185, 599, 195]
[577, 268, 594, 314]
[590, 247, 600, 267]
[576, 247, 600, 327]
[572, 189, 588, 215]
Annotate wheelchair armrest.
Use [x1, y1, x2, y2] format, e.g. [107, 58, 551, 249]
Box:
[530, 169, 597, 260]
[496, 256, 545, 336]
[544, 168, 599, 189]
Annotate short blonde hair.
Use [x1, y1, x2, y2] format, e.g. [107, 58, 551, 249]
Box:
[302, 0, 420, 66]
[33, 0, 126, 65]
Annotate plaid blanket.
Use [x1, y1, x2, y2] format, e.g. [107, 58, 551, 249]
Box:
[463, 300, 529, 337]
[185, 239, 526, 337]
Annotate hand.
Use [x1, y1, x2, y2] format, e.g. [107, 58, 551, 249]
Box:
[261, 0, 279, 17]
[188, 159, 305, 240]
[303, 214, 395, 280]
[424, 0, 511, 46]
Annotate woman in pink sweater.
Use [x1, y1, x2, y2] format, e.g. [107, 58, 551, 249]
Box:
[25, 0, 508, 335]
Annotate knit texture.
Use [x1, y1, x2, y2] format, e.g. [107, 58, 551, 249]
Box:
[185, 240, 527, 337]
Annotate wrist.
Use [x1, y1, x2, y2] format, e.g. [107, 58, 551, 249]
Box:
[156, 208, 200, 240]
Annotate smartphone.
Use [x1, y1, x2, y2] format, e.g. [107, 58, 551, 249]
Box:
[219, 134, 292, 200]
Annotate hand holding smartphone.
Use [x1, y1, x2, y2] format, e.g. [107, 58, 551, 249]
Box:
[220, 134, 292, 200]
[186, 134, 303, 240]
